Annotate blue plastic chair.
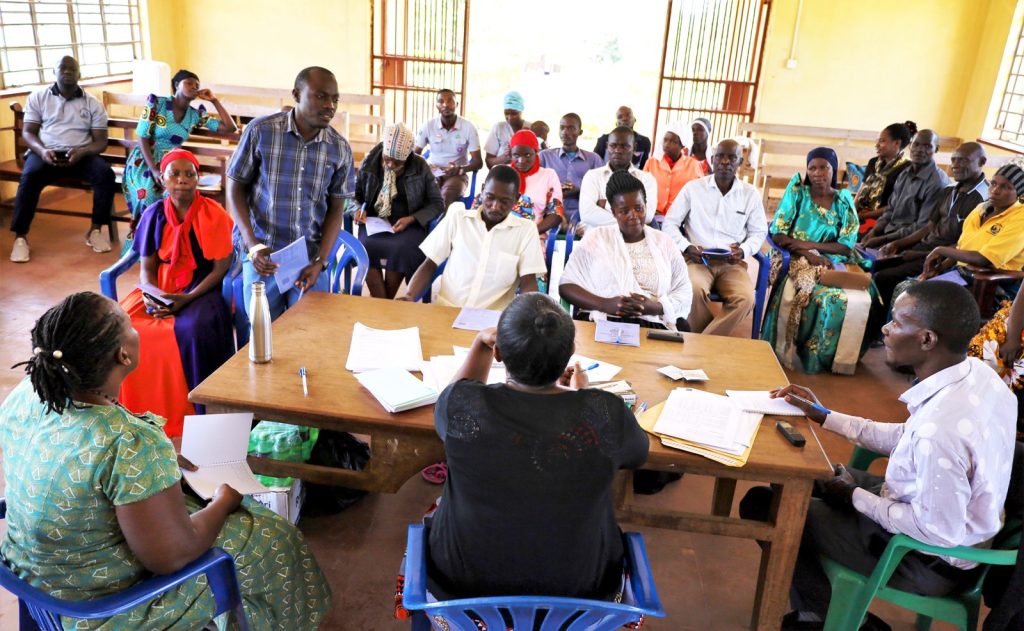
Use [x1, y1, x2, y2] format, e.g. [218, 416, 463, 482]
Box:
[402, 524, 664, 630]
[99, 250, 247, 348]
[417, 259, 448, 304]
[708, 248, 771, 339]
[0, 498, 249, 631]
[327, 228, 370, 296]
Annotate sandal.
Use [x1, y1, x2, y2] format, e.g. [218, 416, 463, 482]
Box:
[421, 462, 448, 484]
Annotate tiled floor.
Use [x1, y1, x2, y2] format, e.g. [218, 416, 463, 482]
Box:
[0, 199, 971, 629]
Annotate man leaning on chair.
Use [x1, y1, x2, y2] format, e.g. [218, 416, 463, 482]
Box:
[740, 281, 1017, 631]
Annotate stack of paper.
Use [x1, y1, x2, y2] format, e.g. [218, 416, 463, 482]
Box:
[643, 388, 763, 467]
[345, 322, 424, 372]
[181, 413, 271, 499]
[590, 380, 638, 407]
[726, 390, 805, 416]
[355, 367, 438, 413]
[452, 308, 502, 331]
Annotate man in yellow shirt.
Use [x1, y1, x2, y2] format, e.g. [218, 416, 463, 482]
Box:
[920, 158, 1024, 281]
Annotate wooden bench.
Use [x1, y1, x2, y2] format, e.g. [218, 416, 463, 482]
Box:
[0, 102, 235, 240]
[737, 122, 962, 151]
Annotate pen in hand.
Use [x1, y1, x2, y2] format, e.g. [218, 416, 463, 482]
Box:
[300, 366, 308, 397]
[583, 362, 600, 372]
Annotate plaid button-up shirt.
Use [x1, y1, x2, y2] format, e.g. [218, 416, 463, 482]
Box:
[228, 110, 353, 257]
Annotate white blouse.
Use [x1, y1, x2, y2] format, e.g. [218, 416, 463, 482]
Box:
[559, 224, 693, 329]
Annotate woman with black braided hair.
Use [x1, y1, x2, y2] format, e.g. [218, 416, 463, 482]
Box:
[0, 292, 331, 630]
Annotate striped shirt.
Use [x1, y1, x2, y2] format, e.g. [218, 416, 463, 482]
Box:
[227, 110, 353, 257]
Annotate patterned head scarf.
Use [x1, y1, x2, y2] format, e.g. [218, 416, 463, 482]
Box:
[805, 146, 839, 189]
[995, 156, 1024, 200]
[375, 123, 415, 218]
[503, 91, 525, 112]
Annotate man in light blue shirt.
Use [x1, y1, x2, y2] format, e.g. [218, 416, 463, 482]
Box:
[741, 281, 1016, 630]
[414, 88, 483, 209]
[538, 113, 604, 225]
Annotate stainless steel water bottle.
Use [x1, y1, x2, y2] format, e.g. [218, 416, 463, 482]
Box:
[249, 281, 273, 363]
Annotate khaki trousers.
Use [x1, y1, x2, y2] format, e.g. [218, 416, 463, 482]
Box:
[686, 259, 755, 336]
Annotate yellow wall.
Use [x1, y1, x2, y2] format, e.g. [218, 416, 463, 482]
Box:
[756, 0, 1018, 141]
[143, 0, 370, 94]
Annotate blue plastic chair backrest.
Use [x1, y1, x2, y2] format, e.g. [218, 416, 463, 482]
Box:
[401, 524, 665, 630]
[328, 229, 370, 296]
[418, 259, 448, 304]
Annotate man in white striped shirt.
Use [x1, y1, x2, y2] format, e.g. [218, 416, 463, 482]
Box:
[741, 281, 1016, 630]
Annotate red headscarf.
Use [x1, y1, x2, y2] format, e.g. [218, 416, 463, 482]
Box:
[159, 147, 201, 173]
[509, 129, 540, 194]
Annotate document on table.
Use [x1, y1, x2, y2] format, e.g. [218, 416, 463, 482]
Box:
[726, 390, 806, 416]
[653, 388, 745, 452]
[570, 354, 622, 383]
[927, 268, 969, 286]
[270, 236, 310, 294]
[345, 322, 425, 372]
[364, 216, 395, 236]
[452, 308, 502, 331]
[595, 319, 641, 347]
[180, 413, 269, 500]
[355, 367, 438, 413]
[658, 365, 709, 382]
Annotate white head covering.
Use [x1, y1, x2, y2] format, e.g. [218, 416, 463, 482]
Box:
[653, 121, 694, 161]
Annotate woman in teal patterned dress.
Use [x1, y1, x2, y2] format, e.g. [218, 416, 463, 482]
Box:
[0, 292, 330, 630]
[761, 148, 876, 375]
[122, 69, 237, 223]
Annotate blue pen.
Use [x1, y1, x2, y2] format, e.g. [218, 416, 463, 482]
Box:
[583, 362, 600, 372]
[701, 255, 709, 266]
[299, 367, 308, 397]
[614, 328, 622, 344]
[637, 401, 648, 414]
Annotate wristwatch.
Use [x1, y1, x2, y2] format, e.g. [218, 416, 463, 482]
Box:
[247, 243, 269, 260]
[312, 255, 328, 271]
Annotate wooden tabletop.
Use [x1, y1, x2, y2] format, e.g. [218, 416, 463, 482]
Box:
[190, 292, 833, 482]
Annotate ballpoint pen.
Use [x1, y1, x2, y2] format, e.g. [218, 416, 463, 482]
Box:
[299, 366, 308, 396]
[637, 401, 648, 414]
[583, 362, 600, 371]
[614, 328, 622, 344]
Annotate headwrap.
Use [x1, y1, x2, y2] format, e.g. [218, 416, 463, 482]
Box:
[160, 148, 201, 173]
[375, 123, 415, 219]
[691, 117, 713, 141]
[805, 146, 839, 189]
[503, 91, 525, 112]
[653, 120, 694, 161]
[509, 129, 540, 194]
[995, 156, 1024, 199]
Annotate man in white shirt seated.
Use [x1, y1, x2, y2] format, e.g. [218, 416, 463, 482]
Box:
[398, 165, 547, 310]
[740, 281, 1017, 631]
[578, 126, 658, 232]
[414, 88, 483, 209]
[662, 139, 766, 336]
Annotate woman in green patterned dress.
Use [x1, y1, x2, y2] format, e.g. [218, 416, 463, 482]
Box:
[761, 148, 876, 375]
[0, 291, 330, 630]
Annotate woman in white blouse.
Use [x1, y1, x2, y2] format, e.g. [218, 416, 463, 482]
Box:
[560, 171, 692, 331]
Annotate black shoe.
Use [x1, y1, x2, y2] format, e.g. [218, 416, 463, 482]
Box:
[859, 612, 891, 631]
[780, 611, 823, 630]
[632, 470, 683, 495]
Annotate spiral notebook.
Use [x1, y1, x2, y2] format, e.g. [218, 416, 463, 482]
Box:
[725, 390, 805, 416]
[180, 413, 270, 500]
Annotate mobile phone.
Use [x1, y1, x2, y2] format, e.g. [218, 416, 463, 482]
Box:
[52, 149, 69, 162]
[142, 291, 172, 308]
[646, 330, 686, 343]
[776, 420, 806, 447]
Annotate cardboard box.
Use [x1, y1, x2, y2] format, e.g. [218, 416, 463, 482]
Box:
[252, 479, 304, 525]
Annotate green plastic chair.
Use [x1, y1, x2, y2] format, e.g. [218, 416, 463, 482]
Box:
[820, 445, 1022, 631]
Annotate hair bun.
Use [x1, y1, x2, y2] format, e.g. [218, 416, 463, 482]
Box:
[905, 120, 918, 136]
[533, 311, 559, 334]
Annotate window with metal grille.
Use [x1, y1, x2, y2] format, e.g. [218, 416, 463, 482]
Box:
[993, 17, 1024, 148]
[0, 0, 142, 90]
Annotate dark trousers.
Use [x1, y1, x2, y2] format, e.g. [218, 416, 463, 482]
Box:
[865, 256, 927, 341]
[739, 470, 976, 619]
[437, 173, 469, 209]
[10, 152, 117, 235]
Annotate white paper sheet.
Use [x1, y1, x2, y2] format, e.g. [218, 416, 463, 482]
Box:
[726, 390, 806, 416]
[658, 365, 709, 382]
[270, 236, 310, 294]
[345, 322, 425, 372]
[181, 413, 269, 499]
[570, 354, 622, 383]
[653, 388, 742, 451]
[355, 367, 438, 413]
[364, 216, 395, 236]
[595, 320, 641, 347]
[452, 308, 502, 331]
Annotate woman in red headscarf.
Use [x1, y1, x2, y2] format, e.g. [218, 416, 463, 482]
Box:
[119, 148, 235, 437]
[507, 129, 565, 238]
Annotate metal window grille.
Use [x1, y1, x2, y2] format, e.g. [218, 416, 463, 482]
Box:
[994, 17, 1024, 148]
[0, 0, 142, 90]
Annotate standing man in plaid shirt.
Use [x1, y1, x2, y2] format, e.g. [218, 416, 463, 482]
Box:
[227, 66, 354, 319]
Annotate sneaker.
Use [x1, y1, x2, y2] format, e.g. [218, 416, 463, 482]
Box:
[10, 237, 29, 263]
[86, 229, 111, 253]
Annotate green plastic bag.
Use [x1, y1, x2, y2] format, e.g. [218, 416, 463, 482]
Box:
[247, 421, 319, 487]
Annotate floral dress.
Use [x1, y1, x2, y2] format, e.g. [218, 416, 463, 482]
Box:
[0, 379, 331, 630]
[761, 173, 876, 374]
[122, 95, 222, 219]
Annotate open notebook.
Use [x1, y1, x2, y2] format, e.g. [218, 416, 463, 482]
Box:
[180, 413, 270, 500]
[726, 390, 805, 416]
[355, 367, 438, 413]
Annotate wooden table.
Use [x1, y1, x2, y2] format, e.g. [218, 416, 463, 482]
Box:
[190, 292, 832, 630]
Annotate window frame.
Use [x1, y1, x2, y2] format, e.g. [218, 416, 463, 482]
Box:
[0, 0, 144, 90]
[984, 2, 1024, 152]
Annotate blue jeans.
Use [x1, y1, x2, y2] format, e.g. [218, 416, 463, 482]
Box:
[241, 258, 329, 321]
